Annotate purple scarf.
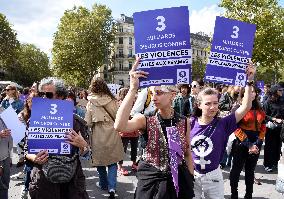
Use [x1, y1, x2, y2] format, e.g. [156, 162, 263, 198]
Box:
[166, 126, 183, 197]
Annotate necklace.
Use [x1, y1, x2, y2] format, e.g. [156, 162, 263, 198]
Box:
[198, 117, 213, 125]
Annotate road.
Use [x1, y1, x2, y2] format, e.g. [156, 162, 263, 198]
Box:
[9, 148, 284, 199]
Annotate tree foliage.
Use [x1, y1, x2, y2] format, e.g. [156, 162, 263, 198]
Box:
[192, 57, 206, 80]
[219, 0, 284, 83]
[52, 4, 116, 87]
[0, 13, 19, 71]
[14, 44, 51, 86]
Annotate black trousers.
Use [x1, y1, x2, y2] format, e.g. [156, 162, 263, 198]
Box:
[264, 127, 282, 168]
[119, 137, 138, 164]
[230, 144, 259, 197]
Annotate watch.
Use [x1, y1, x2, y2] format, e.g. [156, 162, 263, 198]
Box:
[247, 80, 254, 86]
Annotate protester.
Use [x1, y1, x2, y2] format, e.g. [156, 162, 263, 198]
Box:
[0, 85, 24, 114]
[77, 90, 89, 112]
[85, 77, 124, 199]
[0, 117, 12, 199]
[261, 83, 271, 104]
[117, 88, 139, 175]
[183, 81, 200, 117]
[263, 84, 284, 172]
[114, 58, 195, 199]
[229, 86, 266, 199]
[25, 77, 89, 199]
[173, 84, 190, 116]
[66, 91, 86, 118]
[189, 64, 255, 199]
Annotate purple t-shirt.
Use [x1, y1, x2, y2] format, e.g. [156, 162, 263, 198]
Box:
[190, 114, 237, 174]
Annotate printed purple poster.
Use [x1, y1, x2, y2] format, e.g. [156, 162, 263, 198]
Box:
[134, 6, 192, 87]
[204, 16, 256, 86]
[28, 98, 73, 155]
[257, 80, 265, 100]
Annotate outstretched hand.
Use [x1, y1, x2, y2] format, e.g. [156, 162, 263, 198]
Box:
[129, 56, 148, 91]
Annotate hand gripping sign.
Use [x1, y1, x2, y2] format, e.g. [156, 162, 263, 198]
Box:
[134, 6, 192, 87]
[28, 98, 73, 155]
[204, 16, 256, 86]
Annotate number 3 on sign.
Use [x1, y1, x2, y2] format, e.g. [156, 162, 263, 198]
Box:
[231, 26, 239, 39]
[50, 104, 58, 114]
[156, 16, 166, 32]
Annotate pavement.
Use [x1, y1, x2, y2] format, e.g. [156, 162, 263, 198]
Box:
[8, 148, 284, 199]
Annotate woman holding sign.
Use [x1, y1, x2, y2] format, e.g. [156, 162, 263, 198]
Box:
[114, 58, 195, 199]
[189, 64, 255, 199]
[25, 77, 89, 199]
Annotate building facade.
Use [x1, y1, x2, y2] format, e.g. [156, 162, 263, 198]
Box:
[104, 14, 211, 87]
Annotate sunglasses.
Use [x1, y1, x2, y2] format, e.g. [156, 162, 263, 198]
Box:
[191, 85, 199, 88]
[38, 92, 54, 99]
[5, 88, 15, 91]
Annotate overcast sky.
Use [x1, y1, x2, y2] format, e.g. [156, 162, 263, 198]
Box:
[0, 0, 283, 56]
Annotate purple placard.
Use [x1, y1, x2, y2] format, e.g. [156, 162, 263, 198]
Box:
[28, 98, 73, 155]
[257, 80, 265, 99]
[204, 16, 256, 86]
[134, 6, 192, 87]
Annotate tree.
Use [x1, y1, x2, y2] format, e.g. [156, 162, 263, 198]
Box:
[52, 4, 116, 87]
[14, 44, 51, 86]
[192, 57, 206, 80]
[219, 0, 284, 83]
[0, 13, 19, 75]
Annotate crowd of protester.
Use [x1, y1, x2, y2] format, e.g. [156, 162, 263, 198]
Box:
[0, 59, 284, 199]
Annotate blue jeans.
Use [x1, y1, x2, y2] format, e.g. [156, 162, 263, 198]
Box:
[97, 163, 117, 191]
[24, 165, 33, 190]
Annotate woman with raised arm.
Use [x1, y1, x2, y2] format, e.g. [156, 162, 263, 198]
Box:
[114, 58, 194, 199]
[189, 64, 256, 199]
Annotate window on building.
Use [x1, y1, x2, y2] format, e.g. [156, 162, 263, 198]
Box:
[119, 26, 123, 32]
[129, 61, 133, 69]
[197, 50, 199, 56]
[118, 48, 123, 57]
[192, 49, 195, 55]
[119, 37, 123, 44]
[204, 51, 207, 57]
[128, 49, 133, 57]
[129, 37, 132, 45]
[200, 51, 203, 56]
[119, 61, 123, 70]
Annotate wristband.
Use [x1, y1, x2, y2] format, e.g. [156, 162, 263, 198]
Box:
[246, 80, 254, 86]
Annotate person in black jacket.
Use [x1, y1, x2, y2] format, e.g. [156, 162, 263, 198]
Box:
[263, 84, 284, 172]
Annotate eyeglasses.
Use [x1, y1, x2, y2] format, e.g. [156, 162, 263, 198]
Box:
[38, 92, 54, 99]
[191, 85, 199, 88]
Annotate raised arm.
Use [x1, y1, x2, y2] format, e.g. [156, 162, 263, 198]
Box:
[235, 63, 256, 123]
[114, 57, 148, 132]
